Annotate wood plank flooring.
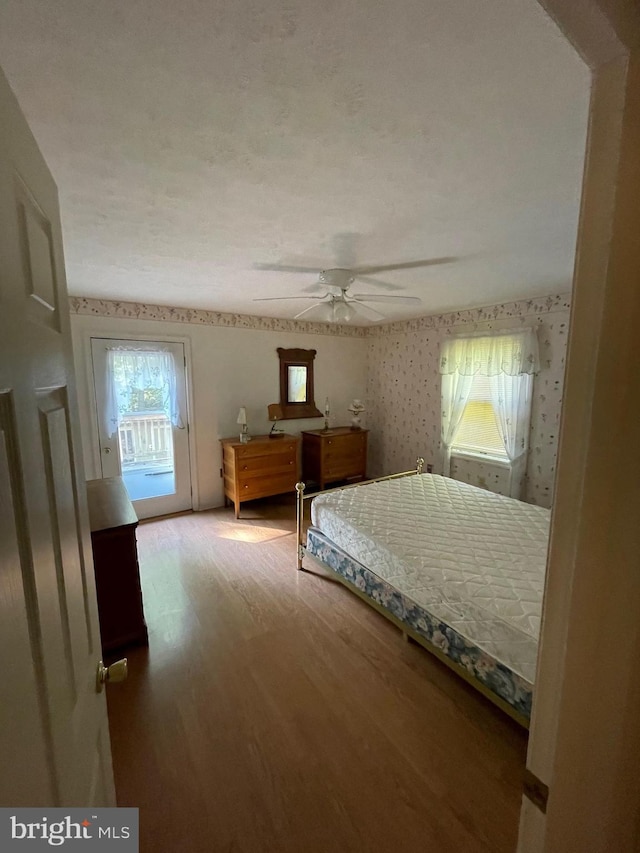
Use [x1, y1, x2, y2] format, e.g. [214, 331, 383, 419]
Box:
[105, 497, 527, 853]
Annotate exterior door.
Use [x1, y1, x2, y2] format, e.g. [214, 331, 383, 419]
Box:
[0, 66, 115, 804]
[91, 338, 192, 520]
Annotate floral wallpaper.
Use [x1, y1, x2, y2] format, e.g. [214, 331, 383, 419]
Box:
[365, 294, 572, 508]
[70, 293, 570, 507]
[449, 455, 513, 496]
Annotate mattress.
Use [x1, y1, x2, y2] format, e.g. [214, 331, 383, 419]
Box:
[310, 473, 550, 685]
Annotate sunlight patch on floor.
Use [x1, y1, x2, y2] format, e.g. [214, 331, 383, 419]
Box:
[217, 526, 292, 543]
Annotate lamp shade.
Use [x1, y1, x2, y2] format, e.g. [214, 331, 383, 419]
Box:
[236, 407, 247, 426]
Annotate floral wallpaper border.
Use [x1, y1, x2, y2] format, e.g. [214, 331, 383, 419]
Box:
[68, 296, 367, 338]
[368, 293, 571, 336]
[69, 293, 570, 338]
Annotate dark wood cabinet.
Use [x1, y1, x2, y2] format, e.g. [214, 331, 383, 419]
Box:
[220, 434, 300, 518]
[302, 427, 368, 490]
[86, 477, 148, 654]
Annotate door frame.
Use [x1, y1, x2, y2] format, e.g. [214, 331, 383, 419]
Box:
[77, 327, 200, 513]
[519, 1, 640, 850]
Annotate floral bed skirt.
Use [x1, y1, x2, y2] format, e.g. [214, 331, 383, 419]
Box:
[306, 527, 533, 721]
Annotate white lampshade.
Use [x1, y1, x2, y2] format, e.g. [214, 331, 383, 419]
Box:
[236, 407, 247, 425]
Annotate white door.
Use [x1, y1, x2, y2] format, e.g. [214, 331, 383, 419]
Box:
[0, 66, 115, 805]
[91, 338, 192, 520]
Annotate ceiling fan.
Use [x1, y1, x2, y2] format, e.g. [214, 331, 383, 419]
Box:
[253, 256, 457, 323]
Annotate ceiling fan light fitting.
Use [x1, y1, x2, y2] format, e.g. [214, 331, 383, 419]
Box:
[333, 300, 353, 323]
[315, 302, 335, 322]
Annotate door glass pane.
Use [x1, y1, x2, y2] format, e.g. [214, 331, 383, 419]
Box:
[108, 350, 177, 501]
[118, 413, 176, 500]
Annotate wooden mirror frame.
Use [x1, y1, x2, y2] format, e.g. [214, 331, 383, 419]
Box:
[277, 348, 322, 419]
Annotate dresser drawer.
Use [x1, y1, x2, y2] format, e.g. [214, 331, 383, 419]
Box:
[237, 450, 296, 477]
[325, 463, 360, 481]
[325, 445, 366, 464]
[323, 433, 367, 454]
[325, 452, 365, 479]
[238, 460, 296, 484]
[236, 441, 297, 459]
[239, 472, 298, 500]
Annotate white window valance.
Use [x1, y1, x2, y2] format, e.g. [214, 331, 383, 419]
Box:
[439, 327, 539, 376]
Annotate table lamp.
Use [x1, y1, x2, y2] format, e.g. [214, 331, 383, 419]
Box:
[237, 407, 250, 443]
[347, 399, 365, 430]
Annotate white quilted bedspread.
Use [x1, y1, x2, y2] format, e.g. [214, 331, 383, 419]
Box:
[310, 474, 550, 682]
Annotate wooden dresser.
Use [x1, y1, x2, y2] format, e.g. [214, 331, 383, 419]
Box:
[220, 434, 300, 518]
[302, 427, 368, 490]
[86, 476, 148, 654]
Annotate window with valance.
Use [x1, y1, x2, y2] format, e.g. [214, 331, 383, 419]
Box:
[439, 328, 539, 498]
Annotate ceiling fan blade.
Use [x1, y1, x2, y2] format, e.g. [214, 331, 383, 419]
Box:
[294, 302, 327, 320]
[253, 263, 320, 274]
[354, 275, 404, 292]
[347, 299, 386, 322]
[300, 281, 327, 294]
[252, 296, 322, 302]
[352, 257, 458, 275]
[351, 294, 422, 305]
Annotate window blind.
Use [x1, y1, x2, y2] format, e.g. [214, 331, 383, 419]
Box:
[452, 374, 507, 457]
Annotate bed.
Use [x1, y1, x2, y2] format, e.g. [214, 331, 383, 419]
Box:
[296, 465, 550, 726]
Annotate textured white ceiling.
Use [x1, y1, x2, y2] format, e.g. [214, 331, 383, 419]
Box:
[0, 0, 589, 323]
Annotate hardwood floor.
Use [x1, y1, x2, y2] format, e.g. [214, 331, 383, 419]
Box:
[106, 497, 527, 853]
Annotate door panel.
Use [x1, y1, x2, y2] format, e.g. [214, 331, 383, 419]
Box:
[15, 171, 61, 331]
[37, 387, 95, 697]
[0, 64, 115, 807]
[0, 391, 54, 806]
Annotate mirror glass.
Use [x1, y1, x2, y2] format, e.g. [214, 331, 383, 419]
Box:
[287, 365, 307, 403]
[277, 347, 321, 419]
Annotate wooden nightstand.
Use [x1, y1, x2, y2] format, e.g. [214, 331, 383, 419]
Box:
[220, 434, 300, 518]
[302, 427, 368, 490]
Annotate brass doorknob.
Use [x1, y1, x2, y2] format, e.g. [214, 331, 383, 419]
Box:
[96, 658, 128, 693]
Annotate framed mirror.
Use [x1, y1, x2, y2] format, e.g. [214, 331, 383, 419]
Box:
[277, 348, 322, 419]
